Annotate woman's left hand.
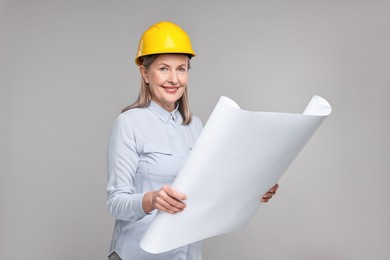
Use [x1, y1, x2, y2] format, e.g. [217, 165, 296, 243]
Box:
[261, 183, 279, 203]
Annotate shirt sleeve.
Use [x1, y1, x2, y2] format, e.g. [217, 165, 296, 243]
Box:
[106, 113, 148, 221]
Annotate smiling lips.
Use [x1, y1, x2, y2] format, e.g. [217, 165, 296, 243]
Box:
[162, 86, 180, 93]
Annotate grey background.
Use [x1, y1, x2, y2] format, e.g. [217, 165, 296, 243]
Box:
[1, 0, 389, 259]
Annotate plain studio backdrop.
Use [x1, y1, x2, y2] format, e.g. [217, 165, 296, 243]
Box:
[1, 0, 389, 259]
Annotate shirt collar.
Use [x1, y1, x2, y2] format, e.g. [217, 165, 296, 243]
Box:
[148, 101, 182, 124]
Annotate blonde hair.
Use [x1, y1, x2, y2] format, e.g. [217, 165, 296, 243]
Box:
[121, 54, 192, 125]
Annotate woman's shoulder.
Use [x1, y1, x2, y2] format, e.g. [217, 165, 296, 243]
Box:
[112, 108, 149, 129]
[117, 107, 147, 120]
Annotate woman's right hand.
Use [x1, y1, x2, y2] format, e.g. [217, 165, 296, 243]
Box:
[142, 185, 187, 214]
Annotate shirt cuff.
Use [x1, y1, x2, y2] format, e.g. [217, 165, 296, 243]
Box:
[132, 193, 149, 219]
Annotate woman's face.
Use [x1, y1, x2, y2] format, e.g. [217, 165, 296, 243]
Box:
[140, 54, 189, 112]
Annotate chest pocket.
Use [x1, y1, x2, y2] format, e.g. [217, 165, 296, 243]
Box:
[142, 143, 181, 178]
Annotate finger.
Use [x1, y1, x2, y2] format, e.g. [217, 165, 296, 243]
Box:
[261, 192, 275, 202]
[267, 190, 276, 195]
[163, 195, 187, 210]
[154, 202, 178, 214]
[155, 189, 186, 211]
[163, 185, 187, 201]
[270, 183, 279, 193]
[155, 196, 185, 213]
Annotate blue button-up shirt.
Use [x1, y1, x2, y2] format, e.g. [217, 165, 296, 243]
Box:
[107, 101, 203, 260]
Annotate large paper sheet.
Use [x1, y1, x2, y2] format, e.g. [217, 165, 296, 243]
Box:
[140, 95, 332, 253]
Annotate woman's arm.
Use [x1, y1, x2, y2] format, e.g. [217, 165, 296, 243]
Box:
[107, 114, 147, 221]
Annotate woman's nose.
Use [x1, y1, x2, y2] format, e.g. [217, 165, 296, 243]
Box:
[168, 71, 179, 84]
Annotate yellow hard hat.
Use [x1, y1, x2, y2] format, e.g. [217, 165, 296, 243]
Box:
[135, 21, 196, 65]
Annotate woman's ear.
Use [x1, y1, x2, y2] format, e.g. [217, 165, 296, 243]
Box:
[139, 66, 149, 84]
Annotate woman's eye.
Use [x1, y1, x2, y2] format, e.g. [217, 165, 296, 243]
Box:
[178, 67, 187, 72]
[159, 67, 168, 71]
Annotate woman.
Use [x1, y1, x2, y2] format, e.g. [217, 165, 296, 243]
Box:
[107, 21, 278, 260]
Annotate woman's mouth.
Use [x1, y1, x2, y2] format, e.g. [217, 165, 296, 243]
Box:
[162, 86, 179, 93]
